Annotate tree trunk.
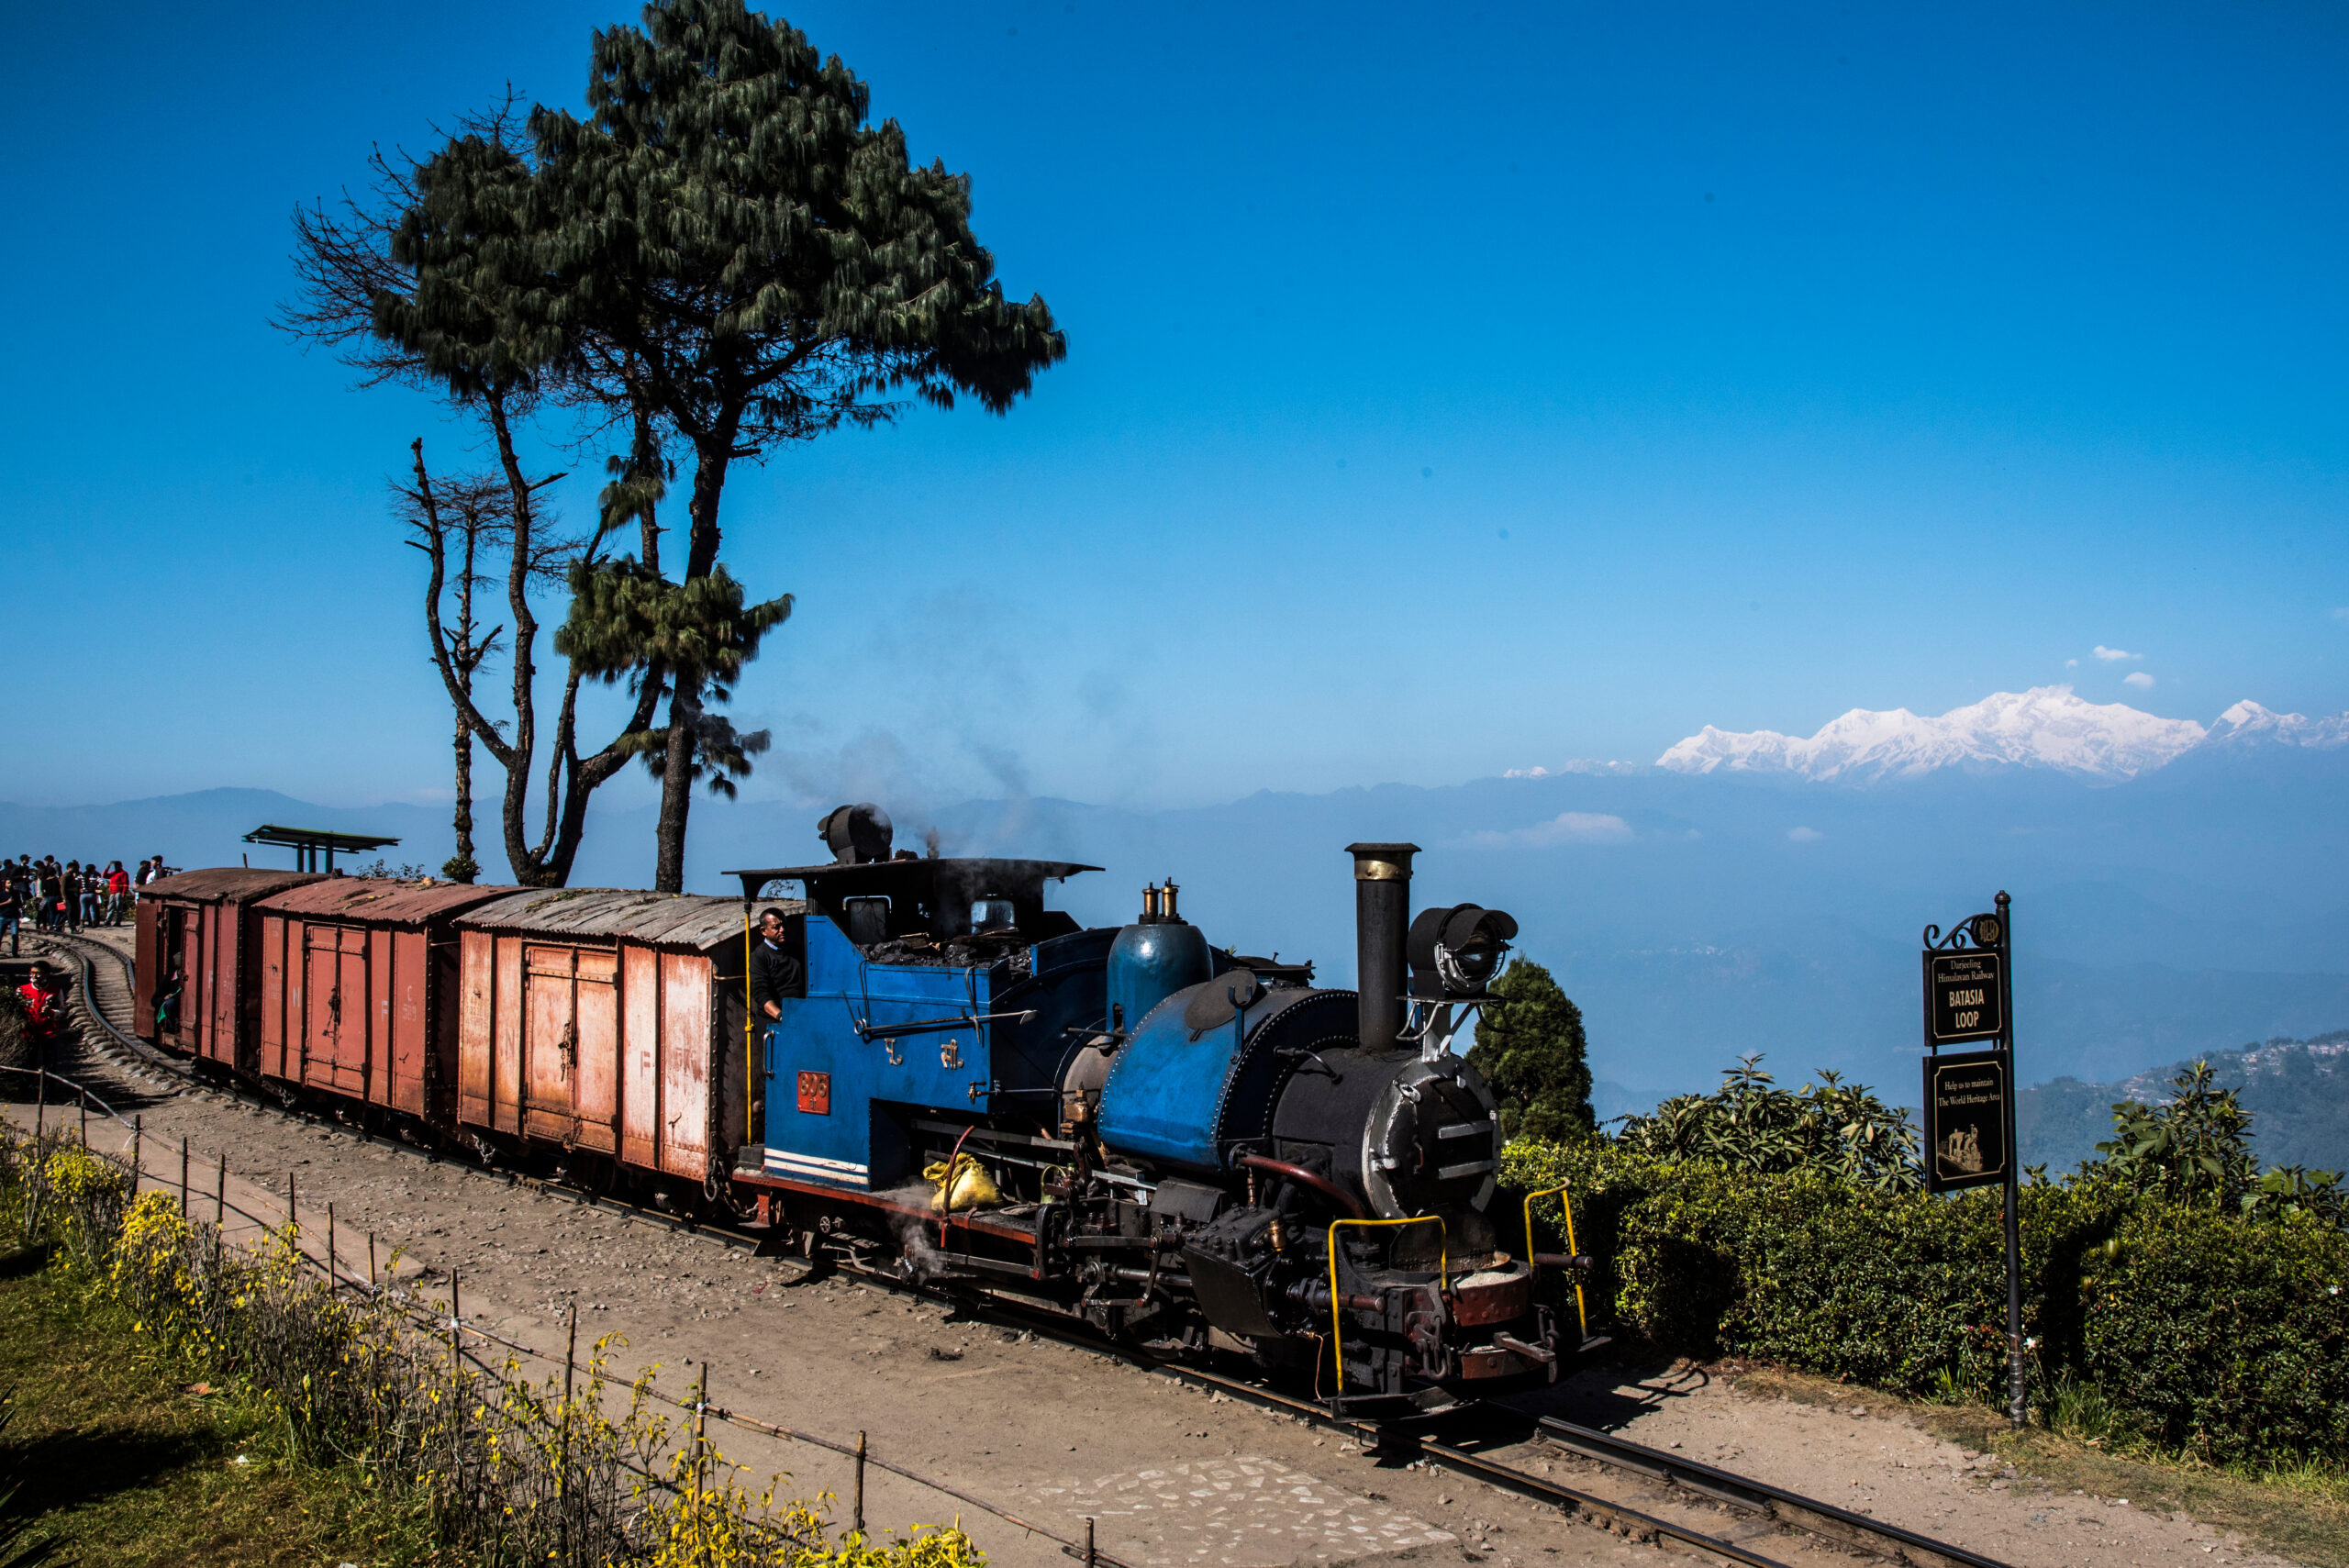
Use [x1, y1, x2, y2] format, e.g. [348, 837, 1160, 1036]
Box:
[480, 391, 560, 886]
[451, 713, 474, 882]
[653, 687, 698, 893]
[450, 517, 479, 883]
[647, 419, 739, 891]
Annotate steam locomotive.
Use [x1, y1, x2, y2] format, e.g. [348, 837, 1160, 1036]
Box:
[134, 809, 1591, 1412]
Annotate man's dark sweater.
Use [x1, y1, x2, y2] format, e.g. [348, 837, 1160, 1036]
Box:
[749, 938, 803, 1018]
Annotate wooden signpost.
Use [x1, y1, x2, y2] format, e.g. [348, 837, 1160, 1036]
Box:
[1921, 892, 2025, 1429]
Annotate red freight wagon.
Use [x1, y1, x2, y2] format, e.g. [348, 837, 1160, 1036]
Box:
[136, 869, 324, 1063]
[454, 890, 782, 1189]
[250, 879, 520, 1118]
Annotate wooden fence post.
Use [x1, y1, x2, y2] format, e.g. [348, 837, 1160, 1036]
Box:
[854, 1430, 867, 1534]
[559, 1299, 578, 1560]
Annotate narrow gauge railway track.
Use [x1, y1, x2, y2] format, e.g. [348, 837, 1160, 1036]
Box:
[28, 929, 187, 1081]
[37, 932, 2011, 1568]
[818, 1267, 2015, 1568]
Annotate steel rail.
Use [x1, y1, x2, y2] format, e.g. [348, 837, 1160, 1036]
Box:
[812, 1262, 2018, 1568]
[1534, 1418, 2009, 1568]
[41, 937, 2009, 1568]
[790, 1259, 1810, 1567]
[29, 930, 195, 1076]
[1096, 1345, 1798, 1567]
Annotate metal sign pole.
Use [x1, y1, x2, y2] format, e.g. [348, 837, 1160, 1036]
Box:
[1921, 892, 2025, 1431]
[1998, 891, 2024, 1430]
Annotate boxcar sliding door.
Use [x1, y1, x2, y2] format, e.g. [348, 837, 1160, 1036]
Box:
[304, 924, 371, 1097]
[521, 944, 618, 1151]
[659, 952, 713, 1181]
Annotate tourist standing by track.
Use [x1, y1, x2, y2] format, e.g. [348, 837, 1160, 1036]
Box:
[35, 859, 61, 935]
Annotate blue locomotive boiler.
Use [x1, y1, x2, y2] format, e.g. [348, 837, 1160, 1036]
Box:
[727, 815, 1585, 1411]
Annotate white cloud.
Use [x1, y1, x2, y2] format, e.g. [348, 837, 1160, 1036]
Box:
[2092, 645, 2141, 662]
[2065, 658, 2078, 668]
[1503, 765, 1552, 779]
[1787, 826, 1824, 842]
[1464, 811, 1633, 849]
[2123, 671, 2155, 690]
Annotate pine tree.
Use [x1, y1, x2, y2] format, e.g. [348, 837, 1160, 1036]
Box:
[531, 0, 1065, 887]
[558, 558, 793, 879]
[1465, 960, 1597, 1143]
[285, 9, 1063, 890]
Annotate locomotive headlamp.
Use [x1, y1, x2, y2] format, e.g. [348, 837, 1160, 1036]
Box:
[1406, 903, 1520, 999]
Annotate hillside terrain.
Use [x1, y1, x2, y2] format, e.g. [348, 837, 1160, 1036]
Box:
[2020, 1029, 2349, 1173]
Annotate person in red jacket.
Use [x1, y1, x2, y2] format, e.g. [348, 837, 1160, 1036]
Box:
[104, 861, 130, 926]
[16, 962, 62, 1060]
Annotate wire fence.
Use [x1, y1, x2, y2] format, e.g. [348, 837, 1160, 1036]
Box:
[1, 1062, 1132, 1568]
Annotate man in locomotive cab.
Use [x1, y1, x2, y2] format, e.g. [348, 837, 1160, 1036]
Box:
[749, 906, 804, 1026]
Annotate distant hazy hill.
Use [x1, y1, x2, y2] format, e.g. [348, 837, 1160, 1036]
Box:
[8, 684, 2345, 1106]
[2021, 1029, 2349, 1174]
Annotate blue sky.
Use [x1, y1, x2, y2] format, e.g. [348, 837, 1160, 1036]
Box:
[6, 0, 2344, 817]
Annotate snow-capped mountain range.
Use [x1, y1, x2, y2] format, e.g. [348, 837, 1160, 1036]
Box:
[1652, 686, 2349, 784]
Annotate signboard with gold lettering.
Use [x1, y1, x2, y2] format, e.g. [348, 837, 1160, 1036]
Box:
[1922, 1048, 2010, 1194]
[1925, 950, 2004, 1045]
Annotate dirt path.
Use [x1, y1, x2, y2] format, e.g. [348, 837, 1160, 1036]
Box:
[9, 927, 2303, 1568]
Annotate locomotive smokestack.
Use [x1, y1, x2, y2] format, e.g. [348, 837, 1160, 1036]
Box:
[1347, 842, 1418, 1051]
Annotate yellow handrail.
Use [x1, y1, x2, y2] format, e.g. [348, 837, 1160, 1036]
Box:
[1523, 1184, 1587, 1341]
[742, 905, 758, 1150]
[1325, 1215, 1446, 1394]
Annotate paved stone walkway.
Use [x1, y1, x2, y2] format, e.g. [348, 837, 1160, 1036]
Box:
[1037, 1458, 1454, 1566]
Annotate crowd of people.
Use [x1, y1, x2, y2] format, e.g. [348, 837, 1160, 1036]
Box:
[0, 855, 174, 956]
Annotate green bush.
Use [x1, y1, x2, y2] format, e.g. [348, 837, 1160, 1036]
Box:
[2079, 1203, 2349, 1461]
[1464, 960, 1595, 1141]
[1504, 1138, 2349, 1468]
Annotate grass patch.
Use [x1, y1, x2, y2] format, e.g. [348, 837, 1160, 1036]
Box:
[1720, 1358, 2349, 1568]
[0, 1239, 430, 1567]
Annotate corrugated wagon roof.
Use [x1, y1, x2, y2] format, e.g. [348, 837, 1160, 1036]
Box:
[256, 878, 524, 925]
[139, 868, 325, 904]
[456, 888, 805, 950]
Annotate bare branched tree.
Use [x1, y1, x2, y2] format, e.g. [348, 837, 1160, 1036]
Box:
[393, 455, 584, 882]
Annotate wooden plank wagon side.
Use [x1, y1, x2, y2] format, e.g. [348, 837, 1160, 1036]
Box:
[453, 891, 784, 1195]
[250, 878, 520, 1120]
[134, 869, 324, 1065]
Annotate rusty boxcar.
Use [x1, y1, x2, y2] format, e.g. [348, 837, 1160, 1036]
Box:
[135, 868, 324, 1065]
[250, 879, 521, 1120]
[453, 890, 783, 1193]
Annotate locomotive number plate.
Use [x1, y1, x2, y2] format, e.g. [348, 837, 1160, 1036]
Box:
[796, 1071, 831, 1116]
